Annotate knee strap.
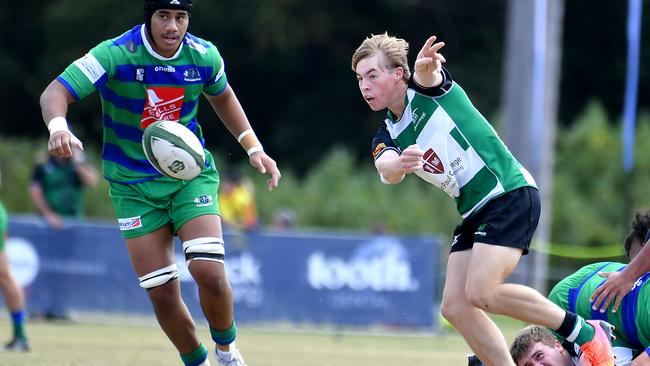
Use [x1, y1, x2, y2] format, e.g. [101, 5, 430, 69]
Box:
[138, 263, 179, 290]
[183, 237, 225, 264]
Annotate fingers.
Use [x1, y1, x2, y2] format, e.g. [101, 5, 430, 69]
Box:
[612, 295, 624, 313]
[48, 131, 75, 158]
[419, 35, 437, 55]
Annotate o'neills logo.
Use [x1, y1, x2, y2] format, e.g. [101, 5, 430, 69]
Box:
[423, 148, 444, 174]
[118, 217, 143, 231]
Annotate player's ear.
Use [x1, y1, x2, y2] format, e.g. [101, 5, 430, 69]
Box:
[394, 67, 404, 81]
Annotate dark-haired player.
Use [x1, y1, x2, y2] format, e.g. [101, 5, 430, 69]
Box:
[39, 1, 281, 364]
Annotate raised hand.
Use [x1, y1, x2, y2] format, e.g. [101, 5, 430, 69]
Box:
[414, 35, 447, 88]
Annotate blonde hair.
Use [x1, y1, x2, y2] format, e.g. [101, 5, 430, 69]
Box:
[351, 32, 410, 83]
[510, 325, 558, 364]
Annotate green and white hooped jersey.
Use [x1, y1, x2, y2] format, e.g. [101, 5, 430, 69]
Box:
[57, 25, 227, 184]
[371, 68, 536, 217]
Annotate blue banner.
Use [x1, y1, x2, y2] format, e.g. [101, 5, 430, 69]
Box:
[6, 216, 439, 328]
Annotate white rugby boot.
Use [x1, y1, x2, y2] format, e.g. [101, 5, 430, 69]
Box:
[216, 346, 247, 366]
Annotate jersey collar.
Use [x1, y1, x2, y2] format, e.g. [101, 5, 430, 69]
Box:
[140, 24, 184, 61]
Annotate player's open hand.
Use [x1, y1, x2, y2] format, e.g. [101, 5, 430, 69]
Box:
[48, 130, 84, 158]
[249, 151, 281, 191]
[590, 270, 636, 313]
[399, 144, 424, 174]
[414, 35, 446, 88]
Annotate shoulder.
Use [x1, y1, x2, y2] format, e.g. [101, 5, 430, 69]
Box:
[185, 33, 221, 59]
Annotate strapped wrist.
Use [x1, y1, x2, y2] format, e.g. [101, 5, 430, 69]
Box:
[237, 129, 263, 157]
[48, 117, 69, 135]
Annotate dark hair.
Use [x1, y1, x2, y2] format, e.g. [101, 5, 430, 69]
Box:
[624, 209, 650, 258]
[144, 0, 193, 32]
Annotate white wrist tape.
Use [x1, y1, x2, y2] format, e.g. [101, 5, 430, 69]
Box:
[247, 146, 264, 157]
[237, 129, 254, 143]
[48, 117, 70, 135]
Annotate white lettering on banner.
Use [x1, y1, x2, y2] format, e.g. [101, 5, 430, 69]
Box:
[307, 238, 419, 292]
[227, 253, 264, 307]
[6, 237, 39, 287]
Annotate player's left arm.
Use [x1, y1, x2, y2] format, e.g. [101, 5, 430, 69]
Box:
[204, 88, 281, 191]
[591, 234, 650, 313]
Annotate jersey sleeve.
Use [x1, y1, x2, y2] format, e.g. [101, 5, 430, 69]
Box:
[371, 125, 399, 161]
[203, 43, 228, 96]
[408, 67, 454, 98]
[57, 40, 113, 101]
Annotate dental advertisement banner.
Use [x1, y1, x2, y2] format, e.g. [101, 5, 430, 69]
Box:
[7, 217, 439, 328]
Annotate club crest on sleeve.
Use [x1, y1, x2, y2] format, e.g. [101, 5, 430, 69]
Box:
[372, 143, 386, 159]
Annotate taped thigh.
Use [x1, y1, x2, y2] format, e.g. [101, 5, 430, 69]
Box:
[138, 263, 179, 290]
[183, 237, 225, 264]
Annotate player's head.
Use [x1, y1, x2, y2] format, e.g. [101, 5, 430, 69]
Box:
[510, 325, 573, 366]
[624, 209, 650, 260]
[143, 0, 192, 56]
[352, 33, 411, 112]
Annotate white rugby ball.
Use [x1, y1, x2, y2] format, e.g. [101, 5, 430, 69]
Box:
[142, 121, 206, 180]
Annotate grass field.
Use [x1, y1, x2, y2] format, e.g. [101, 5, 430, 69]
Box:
[0, 315, 525, 365]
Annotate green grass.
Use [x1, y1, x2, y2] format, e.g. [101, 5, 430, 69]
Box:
[0, 315, 525, 365]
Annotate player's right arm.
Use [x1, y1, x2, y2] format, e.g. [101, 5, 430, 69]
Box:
[372, 125, 423, 184]
[40, 80, 81, 159]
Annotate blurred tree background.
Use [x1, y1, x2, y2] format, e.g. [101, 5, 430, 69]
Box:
[1, 0, 649, 252]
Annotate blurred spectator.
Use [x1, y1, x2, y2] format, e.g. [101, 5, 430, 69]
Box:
[29, 148, 98, 229]
[272, 208, 296, 231]
[218, 169, 259, 232]
[0, 165, 30, 351]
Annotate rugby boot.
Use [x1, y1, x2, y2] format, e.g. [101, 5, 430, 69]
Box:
[4, 337, 30, 352]
[580, 320, 615, 366]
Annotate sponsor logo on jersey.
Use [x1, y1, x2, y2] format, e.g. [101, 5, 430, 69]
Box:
[372, 143, 387, 159]
[451, 234, 460, 247]
[141, 87, 185, 128]
[135, 68, 145, 82]
[154, 65, 176, 73]
[118, 216, 142, 231]
[73, 53, 106, 84]
[184, 68, 201, 82]
[422, 148, 445, 174]
[194, 194, 214, 207]
[126, 41, 137, 53]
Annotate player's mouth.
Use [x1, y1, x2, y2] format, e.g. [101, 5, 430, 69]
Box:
[161, 34, 179, 46]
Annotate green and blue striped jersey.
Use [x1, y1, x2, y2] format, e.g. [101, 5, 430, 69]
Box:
[372, 68, 536, 217]
[58, 25, 227, 184]
[549, 262, 650, 351]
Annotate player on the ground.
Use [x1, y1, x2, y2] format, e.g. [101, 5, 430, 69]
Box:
[0, 166, 29, 352]
[39, 1, 280, 365]
[510, 210, 650, 366]
[351, 32, 615, 366]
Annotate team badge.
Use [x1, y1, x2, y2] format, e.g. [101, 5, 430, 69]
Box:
[194, 195, 213, 207]
[126, 41, 137, 53]
[423, 149, 444, 174]
[184, 68, 201, 82]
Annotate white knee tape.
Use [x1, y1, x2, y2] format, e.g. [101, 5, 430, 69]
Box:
[183, 237, 225, 264]
[138, 263, 179, 290]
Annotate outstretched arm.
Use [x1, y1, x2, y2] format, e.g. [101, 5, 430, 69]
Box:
[413, 35, 446, 88]
[40, 80, 83, 158]
[591, 234, 650, 313]
[204, 86, 281, 191]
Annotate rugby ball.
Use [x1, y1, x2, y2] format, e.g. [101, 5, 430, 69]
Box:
[142, 121, 205, 180]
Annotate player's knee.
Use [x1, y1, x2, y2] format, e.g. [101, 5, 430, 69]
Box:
[440, 291, 469, 323]
[465, 283, 494, 310]
[183, 237, 225, 265]
[138, 263, 179, 290]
